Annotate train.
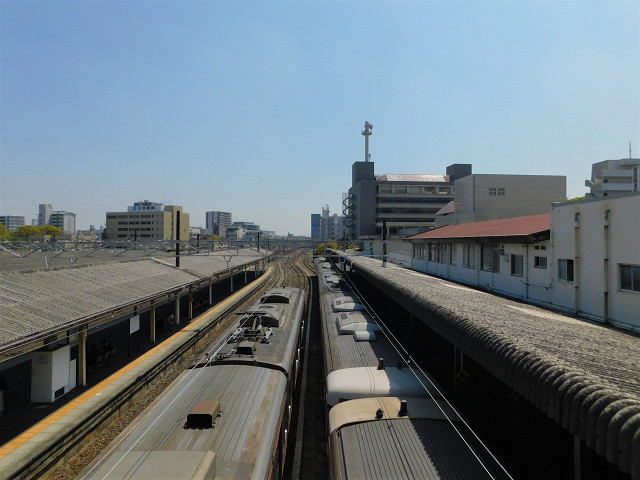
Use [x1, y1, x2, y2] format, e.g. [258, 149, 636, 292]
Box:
[78, 286, 306, 480]
[316, 256, 513, 480]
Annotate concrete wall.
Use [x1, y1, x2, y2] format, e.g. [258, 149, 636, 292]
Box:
[550, 193, 640, 329]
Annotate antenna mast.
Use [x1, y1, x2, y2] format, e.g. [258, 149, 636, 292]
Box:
[362, 121, 373, 162]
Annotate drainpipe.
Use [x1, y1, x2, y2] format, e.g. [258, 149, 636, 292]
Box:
[524, 244, 529, 301]
[574, 213, 580, 314]
[603, 210, 610, 323]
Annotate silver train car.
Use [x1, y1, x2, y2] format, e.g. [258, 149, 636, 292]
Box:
[316, 257, 511, 480]
[78, 287, 305, 480]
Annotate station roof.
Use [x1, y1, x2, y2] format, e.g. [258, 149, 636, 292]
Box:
[0, 250, 267, 358]
[406, 213, 551, 242]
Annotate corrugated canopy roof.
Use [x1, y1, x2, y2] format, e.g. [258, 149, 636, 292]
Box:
[0, 251, 266, 353]
[407, 213, 551, 241]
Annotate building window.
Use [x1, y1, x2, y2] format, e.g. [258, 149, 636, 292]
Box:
[558, 259, 574, 282]
[489, 187, 496, 196]
[463, 244, 476, 268]
[511, 255, 523, 277]
[534, 256, 548, 269]
[449, 244, 457, 265]
[498, 187, 505, 195]
[620, 265, 640, 292]
[481, 244, 500, 272]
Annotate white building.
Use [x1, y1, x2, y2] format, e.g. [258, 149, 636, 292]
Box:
[549, 192, 639, 330]
[407, 192, 640, 332]
[585, 158, 639, 198]
[49, 211, 76, 235]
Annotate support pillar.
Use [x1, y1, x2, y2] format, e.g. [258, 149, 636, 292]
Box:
[150, 300, 156, 343]
[230, 270, 234, 292]
[175, 293, 180, 326]
[574, 435, 581, 480]
[78, 324, 87, 387]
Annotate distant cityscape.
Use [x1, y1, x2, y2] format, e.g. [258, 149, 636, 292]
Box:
[1, 149, 638, 244]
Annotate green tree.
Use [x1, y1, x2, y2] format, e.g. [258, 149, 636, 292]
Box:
[0, 222, 10, 240]
[39, 225, 63, 236]
[315, 240, 339, 255]
[15, 225, 41, 239]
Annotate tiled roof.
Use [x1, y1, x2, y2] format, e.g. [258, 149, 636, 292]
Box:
[407, 213, 550, 240]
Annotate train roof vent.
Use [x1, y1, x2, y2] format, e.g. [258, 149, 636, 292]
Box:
[260, 288, 292, 304]
[236, 341, 256, 355]
[331, 296, 365, 312]
[187, 400, 221, 429]
[353, 331, 377, 342]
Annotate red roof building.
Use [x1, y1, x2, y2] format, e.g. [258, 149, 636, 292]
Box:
[406, 213, 550, 244]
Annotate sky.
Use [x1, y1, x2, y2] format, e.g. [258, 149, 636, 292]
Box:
[1, 0, 638, 236]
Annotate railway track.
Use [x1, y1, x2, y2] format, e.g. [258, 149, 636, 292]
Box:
[44, 250, 313, 480]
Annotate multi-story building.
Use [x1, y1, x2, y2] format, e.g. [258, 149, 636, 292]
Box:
[436, 172, 566, 226]
[310, 213, 321, 240]
[0, 215, 26, 231]
[585, 157, 640, 198]
[342, 160, 464, 261]
[318, 205, 344, 241]
[205, 211, 232, 236]
[226, 222, 261, 242]
[49, 211, 76, 235]
[343, 160, 461, 241]
[38, 204, 53, 226]
[104, 201, 190, 241]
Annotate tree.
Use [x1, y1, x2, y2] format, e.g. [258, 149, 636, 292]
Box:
[0, 222, 10, 240]
[15, 225, 41, 239]
[39, 225, 63, 236]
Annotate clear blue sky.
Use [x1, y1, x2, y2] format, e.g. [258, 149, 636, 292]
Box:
[1, 0, 638, 236]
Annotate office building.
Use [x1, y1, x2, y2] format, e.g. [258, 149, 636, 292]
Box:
[49, 211, 77, 235]
[104, 201, 190, 240]
[310, 214, 320, 240]
[205, 211, 232, 237]
[0, 215, 26, 231]
[38, 204, 53, 227]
